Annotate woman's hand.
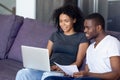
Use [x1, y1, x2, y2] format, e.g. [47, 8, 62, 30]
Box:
[51, 65, 61, 71]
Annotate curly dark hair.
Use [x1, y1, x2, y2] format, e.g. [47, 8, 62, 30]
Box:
[52, 5, 84, 32]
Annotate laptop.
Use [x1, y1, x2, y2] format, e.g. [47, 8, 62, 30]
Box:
[21, 45, 50, 72]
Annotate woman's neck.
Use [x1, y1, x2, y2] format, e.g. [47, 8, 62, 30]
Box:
[64, 31, 76, 36]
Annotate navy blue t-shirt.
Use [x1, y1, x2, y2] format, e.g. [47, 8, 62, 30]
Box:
[49, 31, 88, 66]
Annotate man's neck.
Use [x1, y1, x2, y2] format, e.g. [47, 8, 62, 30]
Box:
[94, 31, 107, 47]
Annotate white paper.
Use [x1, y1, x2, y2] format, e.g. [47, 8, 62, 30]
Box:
[54, 62, 79, 76]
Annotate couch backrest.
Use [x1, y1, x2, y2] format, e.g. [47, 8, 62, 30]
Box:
[106, 30, 120, 41]
[0, 14, 23, 59]
[8, 18, 56, 62]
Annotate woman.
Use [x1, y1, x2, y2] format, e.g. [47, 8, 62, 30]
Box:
[15, 5, 89, 80]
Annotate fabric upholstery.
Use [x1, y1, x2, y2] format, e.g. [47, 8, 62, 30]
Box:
[5, 15, 24, 58]
[0, 14, 23, 59]
[106, 30, 120, 41]
[0, 59, 23, 80]
[8, 18, 56, 62]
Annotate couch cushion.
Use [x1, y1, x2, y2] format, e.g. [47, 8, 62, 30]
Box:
[8, 18, 56, 62]
[0, 14, 23, 59]
[5, 15, 24, 58]
[106, 30, 120, 41]
[0, 59, 23, 80]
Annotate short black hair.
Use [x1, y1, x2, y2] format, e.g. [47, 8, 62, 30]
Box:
[52, 5, 84, 32]
[85, 13, 105, 30]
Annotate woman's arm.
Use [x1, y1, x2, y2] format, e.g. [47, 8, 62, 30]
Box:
[47, 40, 61, 71]
[72, 42, 89, 67]
[47, 40, 53, 57]
[47, 40, 58, 71]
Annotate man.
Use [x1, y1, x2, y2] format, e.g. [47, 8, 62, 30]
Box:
[45, 13, 120, 80]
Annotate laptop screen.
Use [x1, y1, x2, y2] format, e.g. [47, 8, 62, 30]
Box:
[21, 45, 50, 71]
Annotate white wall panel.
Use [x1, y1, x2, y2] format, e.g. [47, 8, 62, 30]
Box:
[16, 0, 36, 19]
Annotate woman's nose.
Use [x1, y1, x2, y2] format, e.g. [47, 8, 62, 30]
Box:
[84, 28, 87, 32]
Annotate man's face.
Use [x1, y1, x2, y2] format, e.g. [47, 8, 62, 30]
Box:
[84, 19, 98, 40]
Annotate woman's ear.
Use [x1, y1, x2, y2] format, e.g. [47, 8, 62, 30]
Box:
[73, 19, 76, 23]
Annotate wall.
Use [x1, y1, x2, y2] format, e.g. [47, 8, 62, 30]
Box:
[0, 0, 15, 14]
[36, 0, 64, 23]
[107, 1, 120, 32]
[0, 0, 64, 23]
[16, 0, 36, 19]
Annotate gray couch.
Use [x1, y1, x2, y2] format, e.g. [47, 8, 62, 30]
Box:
[0, 14, 120, 80]
[0, 14, 56, 80]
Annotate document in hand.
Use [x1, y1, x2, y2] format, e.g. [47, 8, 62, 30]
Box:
[54, 62, 79, 76]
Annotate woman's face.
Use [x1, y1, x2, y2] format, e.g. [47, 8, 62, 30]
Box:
[59, 13, 76, 33]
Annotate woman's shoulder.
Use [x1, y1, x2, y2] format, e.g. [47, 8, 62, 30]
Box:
[49, 31, 61, 41]
[52, 31, 62, 34]
[76, 32, 88, 42]
[77, 32, 86, 37]
[51, 31, 63, 36]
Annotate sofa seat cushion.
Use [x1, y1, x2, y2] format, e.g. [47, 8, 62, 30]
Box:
[0, 59, 23, 80]
[0, 14, 23, 59]
[8, 18, 56, 62]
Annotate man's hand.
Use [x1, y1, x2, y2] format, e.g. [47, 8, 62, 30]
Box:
[73, 71, 88, 78]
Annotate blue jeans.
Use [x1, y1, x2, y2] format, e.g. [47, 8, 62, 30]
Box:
[44, 76, 74, 80]
[74, 77, 101, 80]
[15, 68, 44, 80]
[44, 76, 101, 80]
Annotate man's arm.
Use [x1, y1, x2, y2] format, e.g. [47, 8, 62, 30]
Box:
[87, 56, 120, 80]
[74, 56, 120, 80]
